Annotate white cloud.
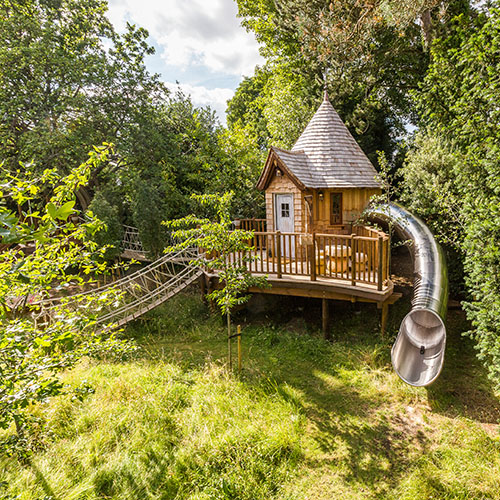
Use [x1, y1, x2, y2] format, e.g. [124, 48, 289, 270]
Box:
[165, 82, 234, 124]
[107, 0, 263, 78]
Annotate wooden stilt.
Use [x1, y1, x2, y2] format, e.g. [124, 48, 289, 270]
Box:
[237, 325, 242, 372]
[207, 276, 217, 313]
[199, 273, 207, 303]
[322, 298, 329, 339]
[381, 301, 389, 335]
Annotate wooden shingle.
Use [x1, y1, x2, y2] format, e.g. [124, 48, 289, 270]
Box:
[257, 92, 381, 190]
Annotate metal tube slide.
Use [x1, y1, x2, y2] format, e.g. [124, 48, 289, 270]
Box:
[367, 203, 448, 386]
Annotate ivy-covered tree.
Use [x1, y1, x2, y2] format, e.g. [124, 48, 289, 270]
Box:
[87, 191, 124, 260]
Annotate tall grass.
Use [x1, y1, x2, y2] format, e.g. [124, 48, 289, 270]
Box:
[1, 360, 303, 499]
[1, 291, 499, 499]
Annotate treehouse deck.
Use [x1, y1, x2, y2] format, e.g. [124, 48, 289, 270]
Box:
[204, 221, 399, 334]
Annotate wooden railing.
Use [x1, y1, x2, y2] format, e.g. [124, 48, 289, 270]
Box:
[353, 224, 387, 239]
[236, 218, 267, 232]
[221, 229, 390, 290]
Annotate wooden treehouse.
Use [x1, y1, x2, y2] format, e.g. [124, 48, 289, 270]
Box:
[205, 92, 399, 334]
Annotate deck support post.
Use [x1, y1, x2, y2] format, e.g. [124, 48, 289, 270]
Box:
[322, 298, 329, 339]
[207, 276, 217, 313]
[199, 274, 207, 304]
[381, 301, 389, 335]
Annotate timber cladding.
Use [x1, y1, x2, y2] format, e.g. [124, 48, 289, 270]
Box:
[312, 188, 381, 232]
[265, 171, 380, 233]
[265, 173, 304, 232]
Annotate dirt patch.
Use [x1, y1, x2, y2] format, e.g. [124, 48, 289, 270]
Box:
[390, 245, 414, 295]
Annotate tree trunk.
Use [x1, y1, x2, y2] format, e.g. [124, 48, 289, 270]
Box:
[421, 9, 433, 49]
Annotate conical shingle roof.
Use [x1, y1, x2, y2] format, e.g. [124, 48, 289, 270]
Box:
[257, 93, 381, 190]
[290, 93, 380, 188]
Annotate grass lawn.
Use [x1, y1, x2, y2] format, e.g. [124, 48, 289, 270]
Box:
[1, 289, 500, 499]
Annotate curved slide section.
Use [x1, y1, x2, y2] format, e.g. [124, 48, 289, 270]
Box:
[40, 246, 201, 328]
[367, 203, 448, 387]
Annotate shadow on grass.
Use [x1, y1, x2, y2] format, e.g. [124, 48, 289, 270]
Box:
[29, 461, 60, 500]
[127, 289, 499, 497]
[261, 338, 428, 494]
[426, 309, 500, 424]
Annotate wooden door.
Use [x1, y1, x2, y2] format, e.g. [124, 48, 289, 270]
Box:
[275, 194, 295, 258]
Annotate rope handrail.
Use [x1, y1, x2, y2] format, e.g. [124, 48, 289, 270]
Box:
[37, 243, 201, 327]
[40, 245, 195, 307]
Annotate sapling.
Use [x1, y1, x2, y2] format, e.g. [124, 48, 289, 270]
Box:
[165, 192, 268, 367]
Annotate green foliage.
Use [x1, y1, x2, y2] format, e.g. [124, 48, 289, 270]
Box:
[260, 69, 316, 150]
[0, 146, 133, 448]
[226, 67, 272, 150]
[0, 0, 245, 253]
[215, 127, 266, 219]
[232, 1, 441, 164]
[400, 6, 500, 387]
[131, 181, 168, 258]
[87, 191, 124, 260]
[402, 132, 464, 248]
[0, 0, 160, 176]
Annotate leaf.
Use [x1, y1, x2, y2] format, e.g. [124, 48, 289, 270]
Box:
[34, 337, 51, 347]
[57, 200, 76, 221]
[47, 202, 57, 220]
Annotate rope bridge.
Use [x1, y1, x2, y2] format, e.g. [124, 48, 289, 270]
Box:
[38, 244, 201, 328]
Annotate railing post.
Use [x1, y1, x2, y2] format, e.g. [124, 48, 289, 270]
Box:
[387, 233, 391, 283]
[311, 232, 317, 281]
[377, 235, 383, 291]
[351, 233, 357, 286]
[276, 231, 282, 278]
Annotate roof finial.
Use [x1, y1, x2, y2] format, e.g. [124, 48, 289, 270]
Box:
[323, 67, 330, 102]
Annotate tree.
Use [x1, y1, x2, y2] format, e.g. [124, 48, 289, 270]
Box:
[87, 191, 124, 260]
[231, 0, 476, 167]
[165, 192, 268, 367]
[0, 0, 238, 256]
[0, 146, 133, 452]
[400, 6, 500, 387]
[214, 127, 266, 220]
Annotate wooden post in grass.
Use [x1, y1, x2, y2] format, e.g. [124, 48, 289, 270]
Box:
[381, 301, 389, 336]
[237, 325, 242, 372]
[322, 298, 329, 339]
[227, 311, 232, 370]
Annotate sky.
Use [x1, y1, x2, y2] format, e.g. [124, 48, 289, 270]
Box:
[106, 0, 264, 125]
